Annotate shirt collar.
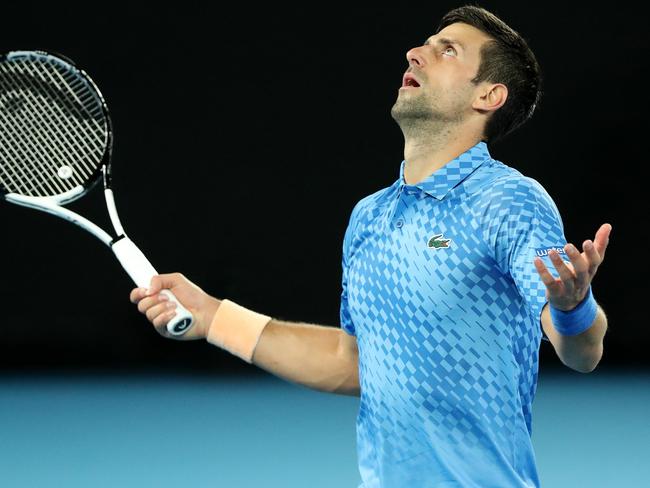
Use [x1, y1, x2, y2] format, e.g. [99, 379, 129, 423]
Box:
[398, 141, 492, 200]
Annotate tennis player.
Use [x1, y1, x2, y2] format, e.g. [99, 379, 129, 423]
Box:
[131, 6, 610, 487]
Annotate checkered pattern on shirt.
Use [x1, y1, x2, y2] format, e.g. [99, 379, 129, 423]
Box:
[340, 141, 567, 488]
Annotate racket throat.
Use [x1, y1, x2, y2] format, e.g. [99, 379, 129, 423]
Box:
[4, 189, 113, 245]
[104, 188, 125, 237]
[7, 186, 84, 206]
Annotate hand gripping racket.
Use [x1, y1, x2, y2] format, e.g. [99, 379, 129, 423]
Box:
[0, 50, 194, 336]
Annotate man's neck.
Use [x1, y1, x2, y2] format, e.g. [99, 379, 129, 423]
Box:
[402, 129, 484, 185]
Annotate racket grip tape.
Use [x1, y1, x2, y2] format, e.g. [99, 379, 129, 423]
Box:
[111, 237, 194, 336]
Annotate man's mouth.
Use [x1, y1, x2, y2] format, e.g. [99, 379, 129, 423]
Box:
[402, 73, 421, 88]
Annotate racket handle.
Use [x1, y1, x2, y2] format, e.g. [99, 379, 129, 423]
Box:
[111, 237, 194, 336]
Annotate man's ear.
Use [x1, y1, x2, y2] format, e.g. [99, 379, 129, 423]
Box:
[472, 83, 508, 113]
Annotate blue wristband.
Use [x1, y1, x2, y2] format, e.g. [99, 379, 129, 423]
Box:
[549, 287, 598, 336]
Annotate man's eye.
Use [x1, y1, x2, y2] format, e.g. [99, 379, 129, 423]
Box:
[443, 46, 456, 56]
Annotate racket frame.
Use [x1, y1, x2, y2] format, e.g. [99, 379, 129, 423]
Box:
[0, 50, 194, 336]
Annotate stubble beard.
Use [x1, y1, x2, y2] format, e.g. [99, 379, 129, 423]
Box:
[391, 87, 469, 139]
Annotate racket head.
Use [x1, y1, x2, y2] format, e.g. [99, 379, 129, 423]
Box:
[0, 50, 113, 201]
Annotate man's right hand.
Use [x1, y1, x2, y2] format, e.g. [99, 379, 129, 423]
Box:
[129, 273, 222, 340]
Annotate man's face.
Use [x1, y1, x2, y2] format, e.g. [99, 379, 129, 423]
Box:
[391, 22, 493, 126]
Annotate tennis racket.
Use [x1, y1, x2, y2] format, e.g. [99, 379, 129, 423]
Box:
[0, 50, 194, 336]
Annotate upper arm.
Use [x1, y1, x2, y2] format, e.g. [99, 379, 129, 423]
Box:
[340, 200, 363, 337]
[335, 328, 359, 396]
[337, 329, 359, 363]
[481, 175, 568, 338]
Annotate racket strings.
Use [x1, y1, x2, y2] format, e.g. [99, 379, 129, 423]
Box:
[10, 63, 102, 183]
[0, 55, 108, 198]
[1, 60, 104, 187]
[0, 70, 62, 196]
[0, 88, 74, 196]
[0, 66, 94, 196]
[0, 67, 80, 196]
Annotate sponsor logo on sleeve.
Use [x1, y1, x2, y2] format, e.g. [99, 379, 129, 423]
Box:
[535, 246, 567, 257]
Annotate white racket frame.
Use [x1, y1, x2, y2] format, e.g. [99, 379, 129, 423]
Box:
[4, 184, 194, 336]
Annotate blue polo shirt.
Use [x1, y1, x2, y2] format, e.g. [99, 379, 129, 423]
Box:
[340, 141, 568, 487]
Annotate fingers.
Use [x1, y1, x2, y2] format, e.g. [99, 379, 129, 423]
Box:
[146, 299, 177, 324]
[536, 228, 610, 311]
[581, 222, 612, 276]
[148, 273, 186, 295]
[131, 272, 187, 304]
[130, 287, 147, 304]
[153, 308, 177, 329]
[534, 257, 563, 297]
[548, 249, 576, 294]
[129, 273, 192, 338]
[148, 275, 163, 295]
[564, 243, 590, 289]
[593, 223, 612, 261]
[137, 293, 165, 313]
[127, 287, 178, 336]
[582, 239, 601, 275]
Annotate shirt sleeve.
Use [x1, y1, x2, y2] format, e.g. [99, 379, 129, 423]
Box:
[482, 175, 569, 343]
[340, 201, 361, 336]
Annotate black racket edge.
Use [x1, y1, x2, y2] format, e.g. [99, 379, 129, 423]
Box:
[0, 49, 115, 201]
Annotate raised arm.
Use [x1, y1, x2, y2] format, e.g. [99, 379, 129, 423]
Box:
[130, 273, 360, 396]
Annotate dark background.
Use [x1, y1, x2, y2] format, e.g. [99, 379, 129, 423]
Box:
[0, 3, 646, 373]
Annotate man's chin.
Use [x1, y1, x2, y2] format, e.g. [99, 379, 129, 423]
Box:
[391, 100, 428, 122]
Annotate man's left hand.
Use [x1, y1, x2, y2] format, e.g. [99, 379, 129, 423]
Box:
[534, 223, 612, 311]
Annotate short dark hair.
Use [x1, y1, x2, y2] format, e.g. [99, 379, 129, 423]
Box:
[437, 5, 542, 143]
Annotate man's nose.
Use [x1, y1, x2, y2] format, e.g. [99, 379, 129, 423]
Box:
[405, 46, 425, 68]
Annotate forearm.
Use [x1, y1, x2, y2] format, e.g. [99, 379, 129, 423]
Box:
[251, 319, 360, 396]
[543, 304, 608, 373]
[131, 279, 360, 395]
